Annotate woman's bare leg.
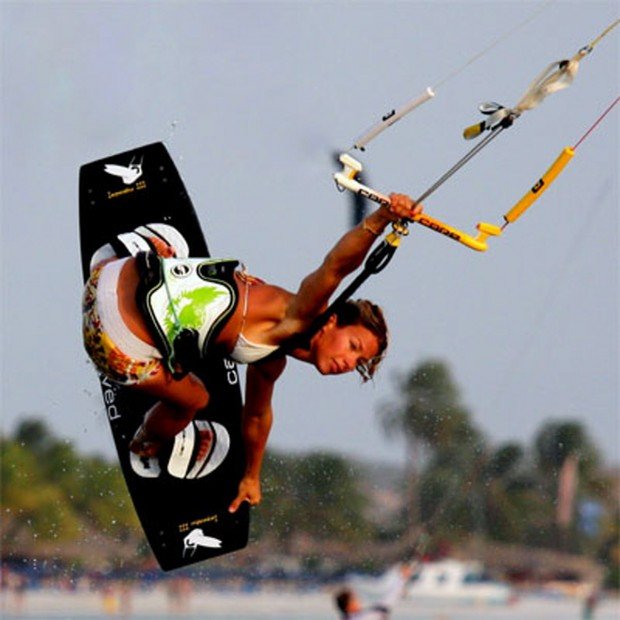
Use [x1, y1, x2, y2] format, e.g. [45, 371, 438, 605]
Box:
[129, 370, 210, 456]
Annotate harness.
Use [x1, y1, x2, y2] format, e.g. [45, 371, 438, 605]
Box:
[136, 252, 239, 377]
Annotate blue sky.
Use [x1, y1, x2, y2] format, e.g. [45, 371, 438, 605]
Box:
[2, 1, 617, 467]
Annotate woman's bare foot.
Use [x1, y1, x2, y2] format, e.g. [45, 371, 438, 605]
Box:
[129, 424, 163, 458]
[196, 427, 214, 461]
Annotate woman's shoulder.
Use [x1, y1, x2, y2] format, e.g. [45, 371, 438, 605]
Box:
[241, 277, 309, 339]
[249, 281, 294, 318]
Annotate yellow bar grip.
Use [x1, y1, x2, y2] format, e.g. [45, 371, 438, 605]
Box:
[413, 213, 490, 252]
[504, 146, 575, 224]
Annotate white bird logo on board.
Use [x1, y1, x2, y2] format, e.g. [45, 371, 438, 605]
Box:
[183, 528, 222, 556]
[104, 156, 143, 185]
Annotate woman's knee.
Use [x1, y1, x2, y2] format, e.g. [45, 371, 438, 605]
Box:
[165, 373, 210, 413]
[133, 370, 210, 413]
[185, 385, 209, 413]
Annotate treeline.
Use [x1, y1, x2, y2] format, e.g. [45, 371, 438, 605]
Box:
[376, 360, 619, 586]
[0, 419, 375, 554]
[1, 360, 618, 586]
[1, 419, 141, 547]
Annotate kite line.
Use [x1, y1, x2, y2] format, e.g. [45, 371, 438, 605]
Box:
[334, 18, 619, 253]
[352, 0, 557, 151]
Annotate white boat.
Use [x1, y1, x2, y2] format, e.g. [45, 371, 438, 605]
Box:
[406, 559, 513, 605]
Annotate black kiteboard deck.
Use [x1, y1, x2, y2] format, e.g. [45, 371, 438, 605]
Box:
[79, 142, 249, 571]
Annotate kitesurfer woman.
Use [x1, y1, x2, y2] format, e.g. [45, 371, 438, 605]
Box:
[82, 194, 422, 512]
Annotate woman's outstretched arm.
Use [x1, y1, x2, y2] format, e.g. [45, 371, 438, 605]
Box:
[287, 194, 422, 323]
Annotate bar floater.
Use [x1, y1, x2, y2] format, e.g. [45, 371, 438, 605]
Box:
[503, 146, 575, 225]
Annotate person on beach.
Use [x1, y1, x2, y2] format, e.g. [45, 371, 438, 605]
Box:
[82, 194, 422, 513]
[334, 562, 414, 619]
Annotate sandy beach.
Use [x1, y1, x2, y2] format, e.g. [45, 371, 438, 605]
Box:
[2, 587, 620, 619]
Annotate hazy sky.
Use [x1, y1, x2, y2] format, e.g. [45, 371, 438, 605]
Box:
[2, 1, 618, 468]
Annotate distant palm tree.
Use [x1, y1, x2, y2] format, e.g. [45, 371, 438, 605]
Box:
[379, 359, 480, 538]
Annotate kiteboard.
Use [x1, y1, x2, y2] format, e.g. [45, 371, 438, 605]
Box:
[79, 142, 249, 571]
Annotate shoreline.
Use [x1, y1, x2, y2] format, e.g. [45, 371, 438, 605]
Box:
[2, 587, 619, 618]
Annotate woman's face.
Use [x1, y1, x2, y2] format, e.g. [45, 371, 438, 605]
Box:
[311, 316, 380, 376]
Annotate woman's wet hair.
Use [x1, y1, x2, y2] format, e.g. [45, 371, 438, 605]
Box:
[333, 299, 388, 381]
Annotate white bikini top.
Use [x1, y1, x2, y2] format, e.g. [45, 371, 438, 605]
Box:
[230, 333, 280, 364]
[229, 268, 280, 364]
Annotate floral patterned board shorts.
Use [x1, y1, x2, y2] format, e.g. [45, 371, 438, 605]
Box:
[82, 261, 162, 385]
